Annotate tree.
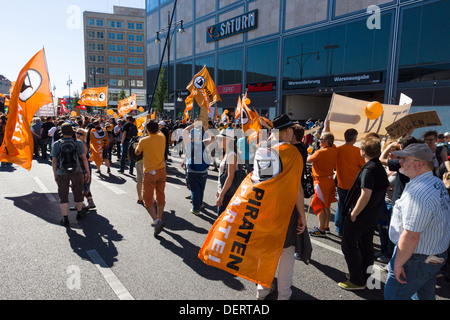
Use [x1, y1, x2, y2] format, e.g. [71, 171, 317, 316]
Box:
[153, 67, 167, 114]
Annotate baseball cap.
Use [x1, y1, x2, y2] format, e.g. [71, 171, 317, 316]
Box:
[392, 143, 433, 162]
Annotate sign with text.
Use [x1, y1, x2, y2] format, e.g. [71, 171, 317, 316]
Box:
[207, 10, 258, 43]
[385, 111, 442, 139]
[247, 81, 276, 92]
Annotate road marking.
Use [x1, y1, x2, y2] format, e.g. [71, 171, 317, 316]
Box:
[310, 238, 343, 255]
[33, 177, 57, 202]
[86, 249, 134, 300]
[94, 178, 127, 195]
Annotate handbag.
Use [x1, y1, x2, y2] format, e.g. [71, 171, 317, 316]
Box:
[302, 165, 315, 199]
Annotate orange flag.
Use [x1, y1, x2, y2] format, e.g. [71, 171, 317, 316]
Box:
[241, 95, 262, 134]
[79, 87, 108, 107]
[235, 96, 242, 120]
[186, 66, 221, 113]
[118, 94, 137, 117]
[0, 49, 53, 170]
[198, 142, 302, 288]
[135, 116, 147, 136]
[183, 93, 193, 123]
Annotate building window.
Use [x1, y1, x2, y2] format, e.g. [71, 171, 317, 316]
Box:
[117, 56, 124, 63]
[109, 45, 116, 51]
[129, 46, 135, 53]
[218, 49, 243, 85]
[88, 31, 96, 38]
[117, 33, 124, 40]
[129, 57, 136, 64]
[136, 23, 143, 30]
[117, 21, 123, 28]
[137, 80, 144, 87]
[136, 35, 143, 42]
[97, 32, 104, 39]
[128, 22, 135, 29]
[89, 55, 96, 62]
[110, 79, 118, 86]
[98, 79, 106, 85]
[129, 69, 136, 76]
[88, 43, 96, 50]
[136, 46, 143, 53]
[247, 41, 278, 83]
[109, 56, 116, 63]
[108, 21, 115, 28]
[118, 68, 125, 75]
[96, 19, 104, 27]
[136, 58, 143, 65]
[108, 32, 115, 40]
[137, 69, 144, 76]
[117, 45, 124, 52]
[110, 68, 117, 75]
[97, 44, 104, 51]
[88, 19, 95, 26]
[128, 34, 135, 42]
[97, 55, 105, 62]
[399, 0, 450, 82]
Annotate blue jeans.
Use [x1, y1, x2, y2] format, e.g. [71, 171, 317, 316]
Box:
[384, 248, 448, 300]
[187, 171, 208, 211]
[335, 187, 348, 235]
[120, 140, 135, 173]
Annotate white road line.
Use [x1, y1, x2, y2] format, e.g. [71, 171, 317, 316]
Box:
[33, 177, 57, 202]
[86, 249, 134, 300]
[310, 238, 343, 256]
[94, 178, 127, 195]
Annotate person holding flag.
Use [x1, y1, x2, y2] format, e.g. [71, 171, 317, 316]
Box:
[199, 114, 306, 300]
[89, 120, 110, 174]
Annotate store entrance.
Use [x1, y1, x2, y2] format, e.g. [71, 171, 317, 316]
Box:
[285, 90, 385, 126]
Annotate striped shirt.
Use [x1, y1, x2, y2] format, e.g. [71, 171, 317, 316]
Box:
[389, 171, 450, 255]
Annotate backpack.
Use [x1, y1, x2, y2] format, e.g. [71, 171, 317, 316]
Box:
[128, 136, 143, 162]
[126, 124, 138, 140]
[58, 139, 81, 174]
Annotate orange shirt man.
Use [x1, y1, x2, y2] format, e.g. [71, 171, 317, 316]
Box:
[307, 132, 338, 236]
[136, 119, 166, 236]
[334, 129, 365, 235]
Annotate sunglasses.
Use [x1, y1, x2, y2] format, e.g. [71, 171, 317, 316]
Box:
[76, 132, 85, 136]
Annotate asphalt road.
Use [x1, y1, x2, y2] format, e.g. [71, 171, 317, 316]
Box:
[1, 149, 449, 304]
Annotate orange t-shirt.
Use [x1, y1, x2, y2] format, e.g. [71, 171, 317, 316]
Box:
[336, 144, 365, 190]
[309, 144, 338, 180]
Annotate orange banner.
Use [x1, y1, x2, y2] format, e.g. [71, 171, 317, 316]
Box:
[79, 87, 108, 107]
[186, 66, 221, 113]
[118, 94, 137, 117]
[198, 142, 302, 288]
[0, 49, 53, 170]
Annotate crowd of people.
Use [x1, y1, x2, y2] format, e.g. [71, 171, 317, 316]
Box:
[0, 110, 449, 300]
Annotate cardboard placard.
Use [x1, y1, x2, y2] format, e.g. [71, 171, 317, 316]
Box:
[385, 111, 442, 139]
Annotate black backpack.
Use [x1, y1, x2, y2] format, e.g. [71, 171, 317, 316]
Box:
[58, 139, 81, 174]
[128, 136, 143, 162]
[126, 124, 138, 140]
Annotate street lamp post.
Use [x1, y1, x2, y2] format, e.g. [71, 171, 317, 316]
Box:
[151, 0, 184, 120]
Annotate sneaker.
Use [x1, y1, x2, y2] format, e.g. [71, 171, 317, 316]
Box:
[154, 220, 165, 237]
[377, 255, 390, 263]
[324, 227, 331, 234]
[338, 280, 366, 290]
[309, 226, 326, 237]
[88, 199, 96, 209]
[190, 209, 200, 215]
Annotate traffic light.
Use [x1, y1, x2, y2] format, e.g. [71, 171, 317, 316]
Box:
[83, 82, 87, 90]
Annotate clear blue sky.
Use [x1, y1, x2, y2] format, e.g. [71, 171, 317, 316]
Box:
[0, 0, 145, 98]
